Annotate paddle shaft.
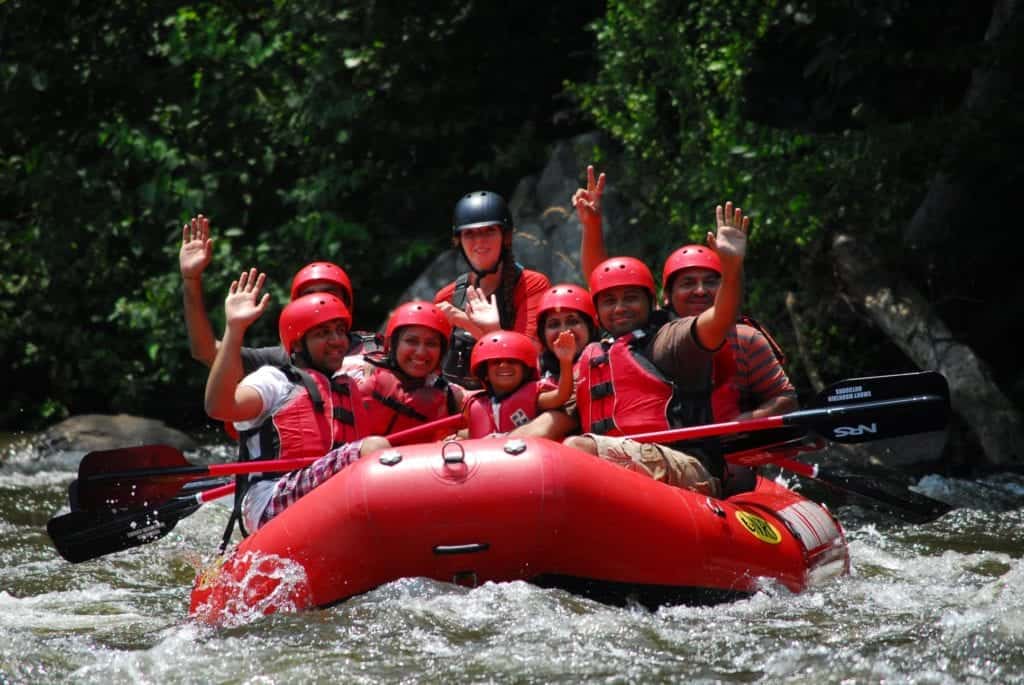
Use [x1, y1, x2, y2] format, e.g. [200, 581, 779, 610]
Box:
[625, 393, 944, 445]
[83, 413, 464, 483]
[163, 390, 948, 505]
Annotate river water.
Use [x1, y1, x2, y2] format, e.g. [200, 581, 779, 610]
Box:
[2, 436, 1023, 684]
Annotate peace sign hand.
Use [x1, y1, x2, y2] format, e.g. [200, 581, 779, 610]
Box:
[572, 165, 606, 231]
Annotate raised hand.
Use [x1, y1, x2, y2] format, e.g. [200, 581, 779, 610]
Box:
[571, 165, 606, 231]
[551, 329, 577, 363]
[224, 268, 271, 332]
[180, 215, 213, 280]
[464, 285, 500, 333]
[707, 201, 750, 276]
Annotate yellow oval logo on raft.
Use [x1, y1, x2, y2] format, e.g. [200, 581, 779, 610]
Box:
[735, 510, 782, 544]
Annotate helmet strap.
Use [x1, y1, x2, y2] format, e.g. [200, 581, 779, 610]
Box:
[459, 247, 503, 280]
[292, 344, 325, 375]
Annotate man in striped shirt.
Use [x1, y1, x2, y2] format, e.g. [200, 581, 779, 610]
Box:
[575, 165, 797, 421]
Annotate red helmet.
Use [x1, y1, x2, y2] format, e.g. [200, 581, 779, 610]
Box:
[589, 257, 656, 303]
[384, 301, 453, 351]
[279, 293, 352, 354]
[470, 331, 538, 384]
[289, 262, 354, 310]
[661, 244, 721, 293]
[536, 284, 597, 336]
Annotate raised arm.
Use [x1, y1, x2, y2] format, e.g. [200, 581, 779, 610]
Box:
[694, 202, 749, 351]
[180, 215, 219, 366]
[204, 268, 272, 421]
[573, 165, 608, 286]
[537, 330, 576, 410]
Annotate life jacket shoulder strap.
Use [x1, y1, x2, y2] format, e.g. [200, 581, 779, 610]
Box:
[738, 314, 787, 365]
[452, 272, 472, 309]
[371, 389, 430, 422]
[281, 365, 324, 412]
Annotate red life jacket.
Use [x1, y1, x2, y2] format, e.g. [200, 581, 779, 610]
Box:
[465, 380, 542, 438]
[575, 328, 714, 437]
[357, 361, 456, 439]
[239, 366, 368, 465]
[226, 366, 367, 543]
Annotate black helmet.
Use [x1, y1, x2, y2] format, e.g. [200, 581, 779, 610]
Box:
[452, 191, 512, 234]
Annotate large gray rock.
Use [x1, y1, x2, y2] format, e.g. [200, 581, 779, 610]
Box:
[39, 414, 198, 453]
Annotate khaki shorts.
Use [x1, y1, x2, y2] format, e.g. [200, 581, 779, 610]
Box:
[584, 433, 721, 498]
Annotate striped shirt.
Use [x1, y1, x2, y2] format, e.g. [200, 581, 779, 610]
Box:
[729, 323, 796, 412]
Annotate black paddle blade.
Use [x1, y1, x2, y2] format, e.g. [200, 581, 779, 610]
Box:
[814, 464, 953, 523]
[810, 371, 951, 443]
[46, 497, 199, 563]
[793, 371, 951, 445]
[816, 371, 950, 407]
[75, 444, 197, 513]
[71, 475, 232, 516]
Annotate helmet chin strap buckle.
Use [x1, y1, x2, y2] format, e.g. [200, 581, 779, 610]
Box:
[470, 263, 501, 279]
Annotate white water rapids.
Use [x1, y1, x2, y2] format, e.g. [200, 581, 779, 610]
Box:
[2, 440, 1023, 684]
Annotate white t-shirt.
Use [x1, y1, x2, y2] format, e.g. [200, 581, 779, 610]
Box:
[233, 366, 300, 443]
[231, 366, 303, 533]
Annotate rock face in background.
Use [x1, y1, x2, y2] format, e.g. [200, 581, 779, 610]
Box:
[38, 414, 198, 454]
[399, 132, 632, 301]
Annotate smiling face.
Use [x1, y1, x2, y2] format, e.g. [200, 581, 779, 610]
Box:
[301, 318, 351, 373]
[393, 325, 444, 378]
[595, 286, 651, 337]
[486, 358, 526, 395]
[458, 224, 504, 273]
[542, 310, 591, 357]
[668, 267, 721, 318]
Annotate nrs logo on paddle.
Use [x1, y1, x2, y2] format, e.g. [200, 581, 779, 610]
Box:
[832, 423, 878, 438]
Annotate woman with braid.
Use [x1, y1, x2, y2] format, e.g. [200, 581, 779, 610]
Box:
[434, 191, 551, 389]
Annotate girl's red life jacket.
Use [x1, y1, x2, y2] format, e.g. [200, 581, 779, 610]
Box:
[465, 379, 545, 438]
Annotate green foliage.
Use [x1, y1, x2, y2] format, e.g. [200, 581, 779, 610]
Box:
[0, 0, 600, 429]
[570, 0, 1020, 394]
[4, 0, 1019, 429]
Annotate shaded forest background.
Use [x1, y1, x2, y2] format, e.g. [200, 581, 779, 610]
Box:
[3, 0, 1022, 442]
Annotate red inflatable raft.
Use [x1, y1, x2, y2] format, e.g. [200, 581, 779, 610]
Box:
[190, 437, 849, 625]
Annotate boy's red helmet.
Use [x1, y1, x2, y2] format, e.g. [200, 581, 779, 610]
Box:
[589, 257, 656, 303]
[289, 262, 354, 311]
[279, 293, 351, 354]
[661, 245, 721, 293]
[470, 330, 538, 384]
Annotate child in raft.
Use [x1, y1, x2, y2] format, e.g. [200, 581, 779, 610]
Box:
[461, 329, 576, 438]
[535, 283, 598, 382]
